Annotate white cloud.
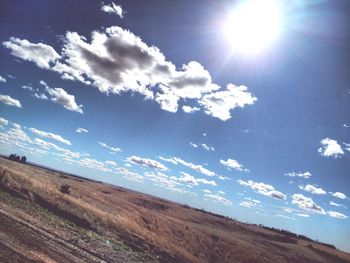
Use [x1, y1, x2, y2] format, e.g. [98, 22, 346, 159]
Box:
[0, 94, 22, 108]
[327, 211, 348, 219]
[39, 80, 48, 87]
[45, 87, 83, 113]
[76, 127, 88, 133]
[237, 179, 286, 200]
[21, 85, 34, 91]
[201, 143, 214, 151]
[101, 2, 123, 18]
[3, 27, 256, 121]
[75, 157, 112, 173]
[190, 142, 214, 151]
[29, 127, 71, 145]
[98, 141, 122, 153]
[240, 198, 262, 209]
[34, 138, 80, 158]
[182, 105, 200, 113]
[291, 194, 325, 214]
[33, 93, 48, 100]
[298, 184, 326, 195]
[203, 189, 212, 194]
[343, 124, 349, 128]
[276, 214, 295, 220]
[329, 192, 348, 200]
[159, 156, 215, 177]
[296, 213, 309, 218]
[126, 156, 168, 171]
[105, 160, 117, 166]
[189, 142, 198, 148]
[318, 138, 344, 158]
[3, 37, 60, 69]
[204, 194, 232, 206]
[343, 143, 350, 152]
[285, 171, 312, 179]
[178, 172, 216, 186]
[330, 201, 347, 208]
[199, 84, 257, 121]
[0, 76, 6, 83]
[220, 158, 248, 172]
[0, 117, 8, 126]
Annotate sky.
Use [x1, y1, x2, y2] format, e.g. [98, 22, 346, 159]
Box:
[1, 0, 350, 252]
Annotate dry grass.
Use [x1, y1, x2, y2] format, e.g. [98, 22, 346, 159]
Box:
[1, 158, 350, 263]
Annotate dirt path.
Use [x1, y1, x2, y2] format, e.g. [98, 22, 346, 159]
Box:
[0, 190, 156, 263]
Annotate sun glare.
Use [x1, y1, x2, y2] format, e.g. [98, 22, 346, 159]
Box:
[224, 0, 282, 54]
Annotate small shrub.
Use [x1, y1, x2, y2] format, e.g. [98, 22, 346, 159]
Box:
[60, 184, 71, 194]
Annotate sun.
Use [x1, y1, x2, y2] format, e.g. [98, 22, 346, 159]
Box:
[223, 0, 282, 54]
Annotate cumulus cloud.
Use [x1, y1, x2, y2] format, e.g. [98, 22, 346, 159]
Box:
[0, 94, 22, 108]
[101, 2, 123, 18]
[0, 75, 6, 83]
[126, 156, 168, 171]
[159, 156, 215, 176]
[3, 37, 60, 68]
[237, 179, 286, 200]
[329, 192, 348, 200]
[45, 87, 83, 113]
[3, 26, 256, 121]
[199, 84, 257, 121]
[327, 211, 348, 219]
[178, 172, 216, 186]
[291, 194, 325, 214]
[285, 171, 312, 179]
[0, 117, 9, 126]
[220, 158, 249, 172]
[29, 127, 71, 145]
[318, 138, 344, 158]
[298, 184, 326, 195]
[98, 141, 121, 153]
[182, 105, 200, 113]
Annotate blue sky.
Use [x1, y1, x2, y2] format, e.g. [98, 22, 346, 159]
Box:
[1, 0, 350, 252]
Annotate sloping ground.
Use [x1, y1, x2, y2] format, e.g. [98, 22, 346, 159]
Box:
[0, 187, 156, 263]
[0, 157, 349, 263]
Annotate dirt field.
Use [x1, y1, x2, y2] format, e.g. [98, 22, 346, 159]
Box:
[0, 157, 349, 263]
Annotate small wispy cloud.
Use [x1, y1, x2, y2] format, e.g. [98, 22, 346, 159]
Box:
[285, 171, 312, 179]
[101, 2, 123, 18]
[76, 127, 88, 133]
[98, 141, 122, 153]
[221, 158, 249, 172]
[329, 191, 348, 200]
[29, 127, 71, 145]
[298, 184, 326, 195]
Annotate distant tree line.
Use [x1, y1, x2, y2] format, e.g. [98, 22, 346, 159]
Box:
[8, 154, 27, 163]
